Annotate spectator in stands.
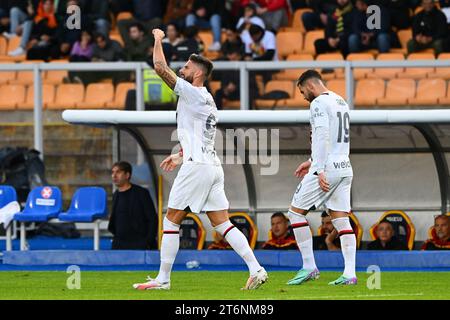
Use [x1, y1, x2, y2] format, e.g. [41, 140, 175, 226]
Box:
[219, 27, 245, 58]
[124, 22, 153, 62]
[172, 26, 202, 61]
[421, 215, 450, 250]
[185, 0, 224, 51]
[208, 231, 232, 249]
[254, 0, 290, 32]
[314, 0, 354, 56]
[301, 0, 337, 31]
[241, 22, 278, 61]
[162, 23, 183, 48]
[348, 0, 391, 54]
[163, 0, 194, 29]
[313, 211, 340, 250]
[117, 0, 163, 47]
[26, 0, 59, 61]
[367, 220, 409, 250]
[5, 0, 39, 57]
[85, 0, 110, 37]
[262, 212, 298, 250]
[236, 3, 266, 34]
[407, 0, 447, 55]
[108, 161, 158, 250]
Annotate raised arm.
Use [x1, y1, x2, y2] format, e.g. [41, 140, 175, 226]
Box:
[152, 28, 177, 89]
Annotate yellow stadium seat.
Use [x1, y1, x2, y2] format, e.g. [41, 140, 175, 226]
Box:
[106, 82, 135, 109]
[276, 31, 303, 59]
[354, 78, 385, 107]
[398, 52, 435, 79]
[47, 84, 85, 109]
[255, 80, 295, 109]
[19, 84, 55, 109]
[378, 78, 416, 106]
[368, 53, 405, 79]
[303, 30, 324, 55]
[409, 78, 446, 106]
[77, 83, 114, 109]
[346, 53, 374, 79]
[0, 84, 26, 109]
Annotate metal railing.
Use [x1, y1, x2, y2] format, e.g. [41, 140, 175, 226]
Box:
[1, 59, 450, 156]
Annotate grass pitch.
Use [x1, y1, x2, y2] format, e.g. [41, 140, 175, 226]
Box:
[0, 271, 448, 300]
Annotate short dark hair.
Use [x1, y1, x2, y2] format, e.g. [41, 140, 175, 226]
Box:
[112, 161, 132, 178]
[189, 53, 213, 79]
[297, 69, 322, 86]
[129, 22, 145, 33]
[271, 212, 288, 221]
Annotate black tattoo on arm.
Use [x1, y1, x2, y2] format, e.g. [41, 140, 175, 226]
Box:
[154, 61, 177, 89]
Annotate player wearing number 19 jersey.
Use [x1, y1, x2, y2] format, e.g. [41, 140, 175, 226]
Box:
[286, 70, 357, 286]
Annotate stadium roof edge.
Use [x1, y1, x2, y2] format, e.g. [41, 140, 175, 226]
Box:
[62, 109, 450, 126]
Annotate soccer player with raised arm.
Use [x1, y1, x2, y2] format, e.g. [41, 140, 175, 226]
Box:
[286, 70, 357, 286]
[133, 29, 268, 290]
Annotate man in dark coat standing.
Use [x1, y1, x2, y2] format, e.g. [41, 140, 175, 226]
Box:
[108, 161, 158, 250]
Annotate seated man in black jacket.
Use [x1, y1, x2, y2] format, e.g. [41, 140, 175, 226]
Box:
[108, 161, 158, 250]
[407, 0, 447, 55]
[367, 220, 408, 250]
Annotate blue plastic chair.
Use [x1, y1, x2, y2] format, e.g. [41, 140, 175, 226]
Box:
[59, 187, 108, 222]
[14, 186, 62, 222]
[0, 185, 17, 208]
[58, 187, 108, 250]
[14, 186, 62, 251]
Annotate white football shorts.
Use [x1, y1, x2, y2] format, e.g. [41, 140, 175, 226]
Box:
[168, 162, 229, 213]
[291, 173, 352, 212]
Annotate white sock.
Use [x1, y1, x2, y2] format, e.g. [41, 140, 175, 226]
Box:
[332, 217, 357, 278]
[156, 217, 180, 283]
[215, 220, 262, 276]
[288, 210, 317, 270]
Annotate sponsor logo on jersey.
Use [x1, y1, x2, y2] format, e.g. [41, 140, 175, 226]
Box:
[333, 161, 352, 169]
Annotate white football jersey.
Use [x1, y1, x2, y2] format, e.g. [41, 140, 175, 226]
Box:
[174, 77, 220, 166]
[309, 91, 353, 178]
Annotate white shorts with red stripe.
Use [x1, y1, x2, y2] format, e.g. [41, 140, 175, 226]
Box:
[291, 173, 352, 212]
[168, 162, 229, 213]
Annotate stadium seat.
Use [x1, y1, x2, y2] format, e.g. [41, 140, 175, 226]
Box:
[368, 53, 405, 79]
[281, 86, 309, 108]
[77, 83, 114, 109]
[354, 78, 385, 107]
[438, 81, 450, 105]
[303, 30, 324, 55]
[273, 53, 313, 80]
[276, 31, 303, 59]
[0, 84, 26, 109]
[47, 83, 85, 109]
[409, 78, 446, 106]
[428, 53, 450, 79]
[179, 213, 206, 250]
[291, 8, 313, 33]
[377, 78, 416, 106]
[58, 187, 108, 250]
[229, 212, 258, 249]
[318, 212, 363, 249]
[14, 186, 62, 250]
[106, 82, 135, 108]
[316, 53, 345, 79]
[346, 53, 374, 79]
[369, 210, 415, 250]
[0, 70, 17, 84]
[399, 53, 435, 79]
[255, 80, 295, 109]
[19, 84, 56, 109]
[326, 79, 346, 99]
